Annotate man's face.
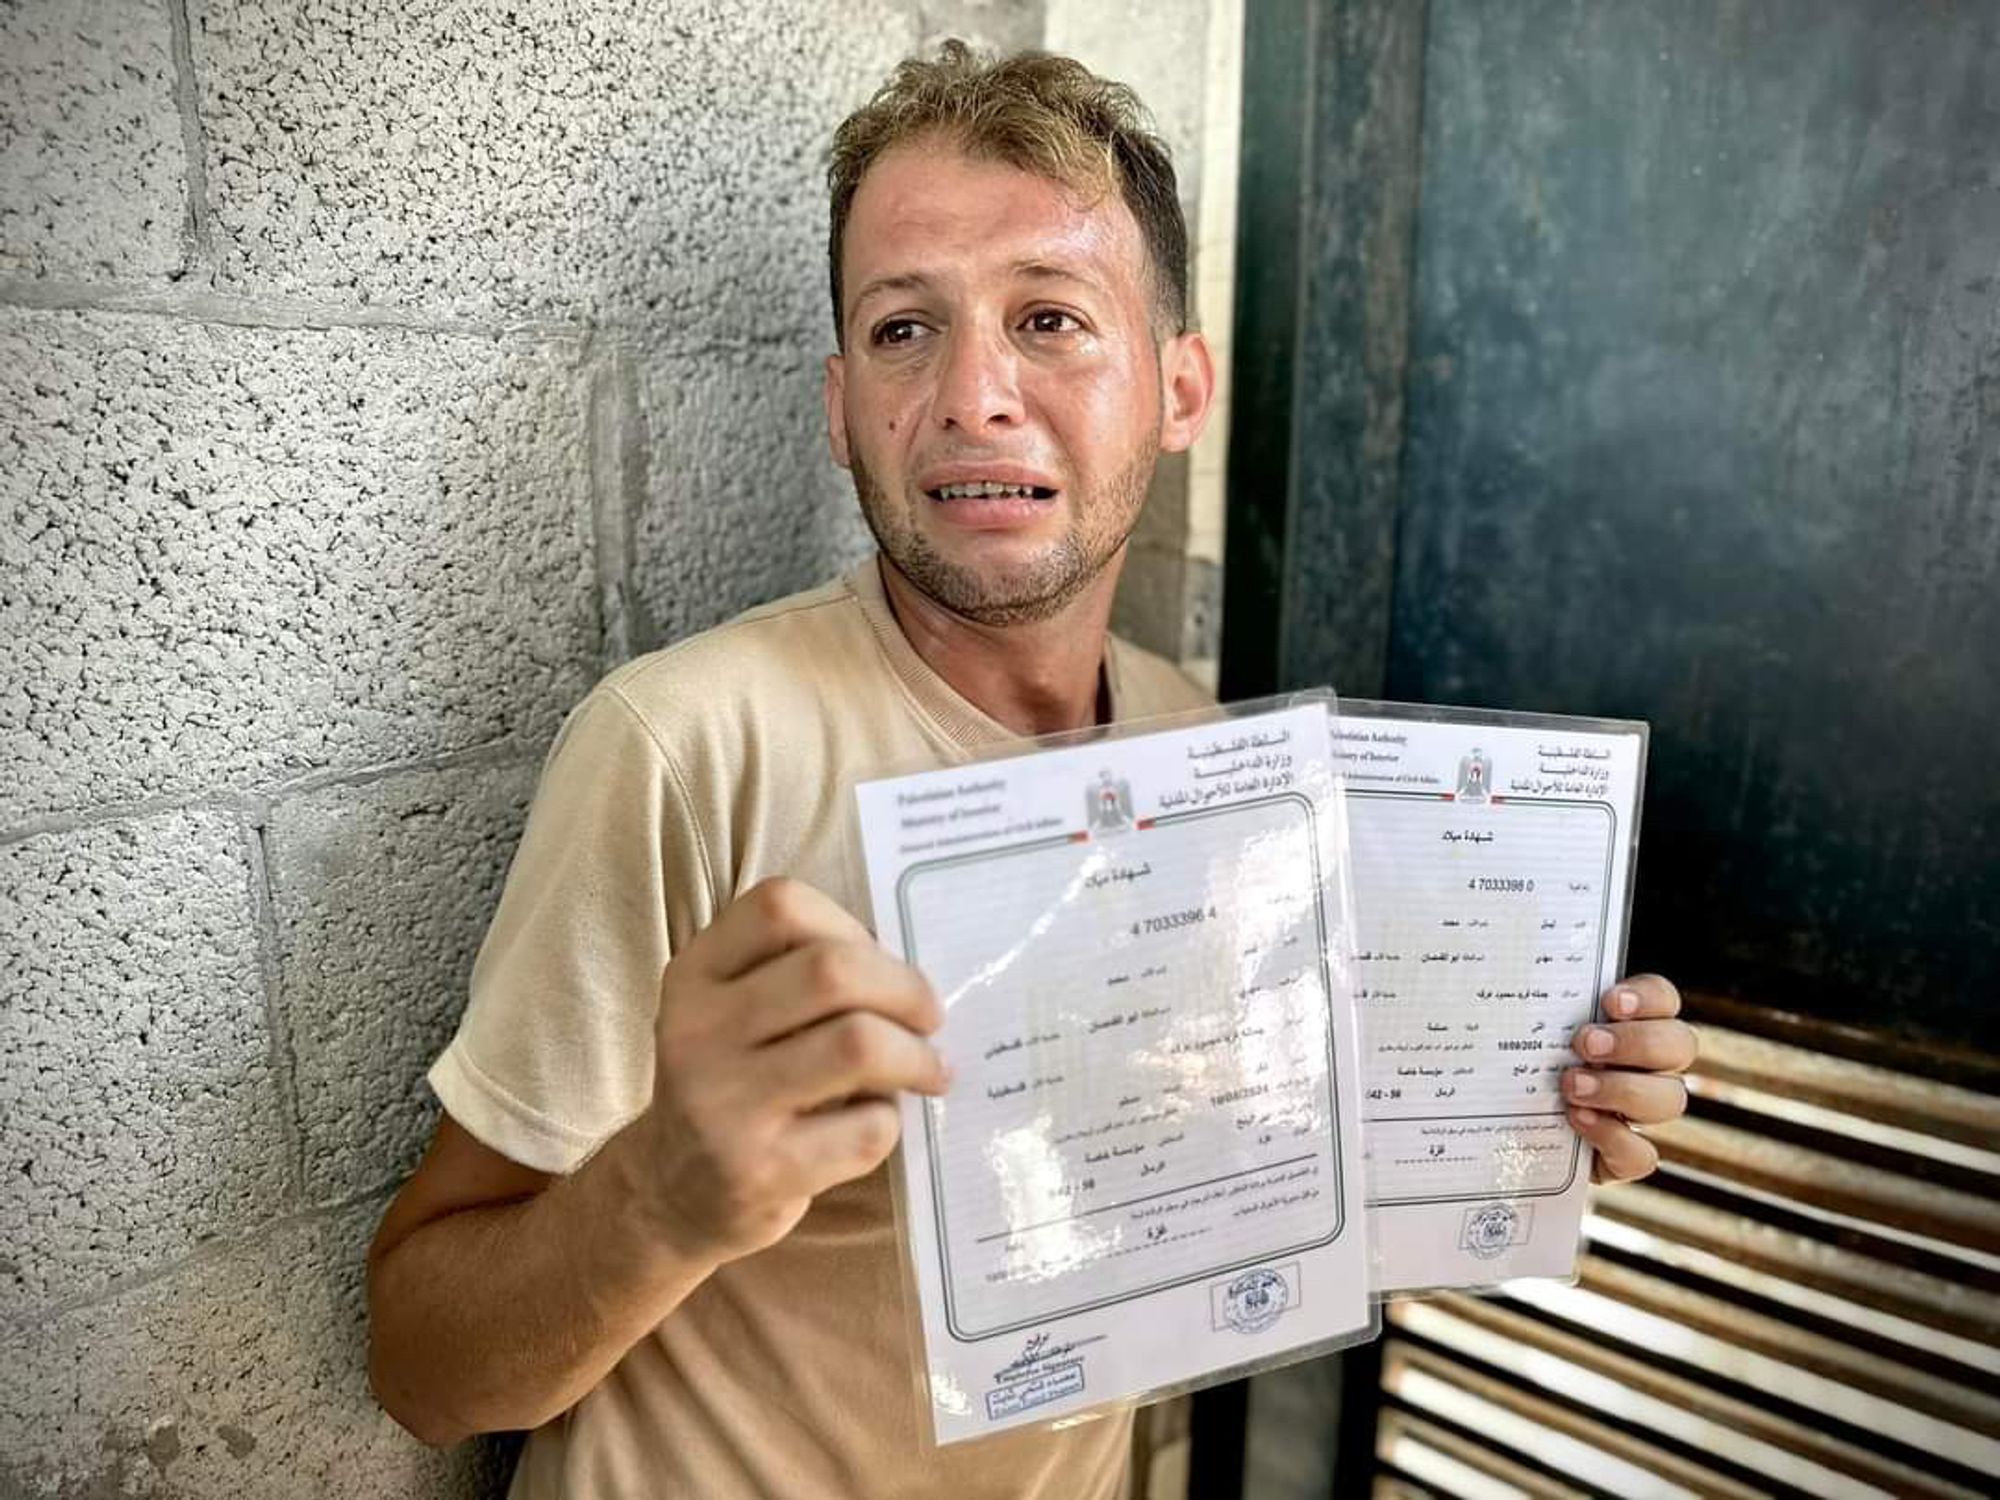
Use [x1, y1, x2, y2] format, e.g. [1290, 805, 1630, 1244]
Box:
[825, 139, 1211, 626]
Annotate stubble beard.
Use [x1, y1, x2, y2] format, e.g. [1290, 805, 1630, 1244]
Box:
[847, 437, 1157, 628]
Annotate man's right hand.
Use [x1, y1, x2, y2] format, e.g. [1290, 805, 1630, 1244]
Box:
[632, 876, 949, 1267]
[366, 876, 946, 1442]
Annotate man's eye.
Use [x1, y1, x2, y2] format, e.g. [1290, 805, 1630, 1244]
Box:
[872, 319, 924, 346]
[1025, 309, 1082, 335]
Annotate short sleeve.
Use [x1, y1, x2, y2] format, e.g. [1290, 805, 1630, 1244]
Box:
[428, 685, 714, 1174]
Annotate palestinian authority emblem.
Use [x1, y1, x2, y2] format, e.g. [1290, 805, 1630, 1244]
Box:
[1455, 746, 1493, 803]
[1087, 769, 1135, 833]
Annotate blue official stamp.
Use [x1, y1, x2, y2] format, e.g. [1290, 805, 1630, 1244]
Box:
[1460, 1201, 1528, 1260]
[1217, 1266, 1292, 1334]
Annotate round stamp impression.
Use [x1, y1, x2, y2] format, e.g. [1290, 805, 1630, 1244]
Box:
[1222, 1267, 1291, 1334]
[1461, 1201, 1521, 1260]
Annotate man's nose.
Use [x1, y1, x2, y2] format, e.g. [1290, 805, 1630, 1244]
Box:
[931, 327, 1025, 433]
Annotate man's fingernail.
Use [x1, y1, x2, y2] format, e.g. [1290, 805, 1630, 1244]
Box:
[1611, 988, 1639, 1017]
[1569, 1070, 1599, 1098]
[1582, 1026, 1614, 1057]
[1571, 1107, 1600, 1128]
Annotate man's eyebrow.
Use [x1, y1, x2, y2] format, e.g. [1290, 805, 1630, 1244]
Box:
[1024, 262, 1104, 288]
[849, 260, 1107, 314]
[849, 272, 932, 311]
[1012, 259, 1107, 295]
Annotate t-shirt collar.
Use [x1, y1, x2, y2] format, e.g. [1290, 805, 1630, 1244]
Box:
[844, 555, 1129, 753]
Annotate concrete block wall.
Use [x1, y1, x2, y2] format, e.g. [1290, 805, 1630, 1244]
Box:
[0, 2, 1230, 1495]
[1051, 0, 1244, 691]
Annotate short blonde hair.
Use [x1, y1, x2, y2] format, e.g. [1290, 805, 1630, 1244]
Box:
[827, 40, 1188, 344]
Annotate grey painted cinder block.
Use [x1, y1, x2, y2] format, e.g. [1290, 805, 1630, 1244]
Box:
[1046, 0, 1213, 204]
[265, 760, 537, 1201]
[0, 1200, 514, 1500]
[1, 308, 599, 825]
[0, 0, 190, 284]
[632, 343, 874, 648]
[918, 0, 1049, 54]
[0, 810, 289, 1314]
[1111, 544, 1189, 667]
[192, 0, 916, 339]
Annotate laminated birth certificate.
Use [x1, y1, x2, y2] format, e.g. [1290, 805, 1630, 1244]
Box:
[855, 700, 1374, 1444]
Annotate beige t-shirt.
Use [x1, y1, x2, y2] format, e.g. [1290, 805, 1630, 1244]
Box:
[430, 558, 1212, 1499]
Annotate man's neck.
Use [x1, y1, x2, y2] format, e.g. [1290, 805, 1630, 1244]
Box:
[876, 554, 1122, 738]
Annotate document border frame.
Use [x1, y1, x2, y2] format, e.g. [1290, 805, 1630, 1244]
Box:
[1354, 790, 1618, 1206]
[897, 790, 1354, 1345]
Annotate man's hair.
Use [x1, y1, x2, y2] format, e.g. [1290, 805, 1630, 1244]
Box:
[827, 40, 1189, 345]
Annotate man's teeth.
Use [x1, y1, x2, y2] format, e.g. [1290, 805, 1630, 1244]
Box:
[935, 482, 1043, 499]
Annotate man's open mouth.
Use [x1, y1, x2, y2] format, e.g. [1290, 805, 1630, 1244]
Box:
[926, 482, 1058, 500]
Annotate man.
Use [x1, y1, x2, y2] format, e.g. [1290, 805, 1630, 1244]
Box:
[366, 42, 1695, 1498]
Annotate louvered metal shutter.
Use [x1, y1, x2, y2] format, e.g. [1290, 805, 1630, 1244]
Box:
[1370, 994, 1999, 1499]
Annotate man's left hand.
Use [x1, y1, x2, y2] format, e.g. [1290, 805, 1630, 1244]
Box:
[1566, 974, 1697, 1184]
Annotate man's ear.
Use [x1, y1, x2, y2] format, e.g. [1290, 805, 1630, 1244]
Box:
[824, 353, 852, 469]
[1158, 330, 1216, 455]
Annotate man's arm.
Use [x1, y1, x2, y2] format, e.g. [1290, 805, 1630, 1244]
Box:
[367, 1114, 707, 1443]
[366, 878, 949, 1445]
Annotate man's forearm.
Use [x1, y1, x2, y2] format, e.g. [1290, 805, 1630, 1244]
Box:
[367, 1124, 713, 1445]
